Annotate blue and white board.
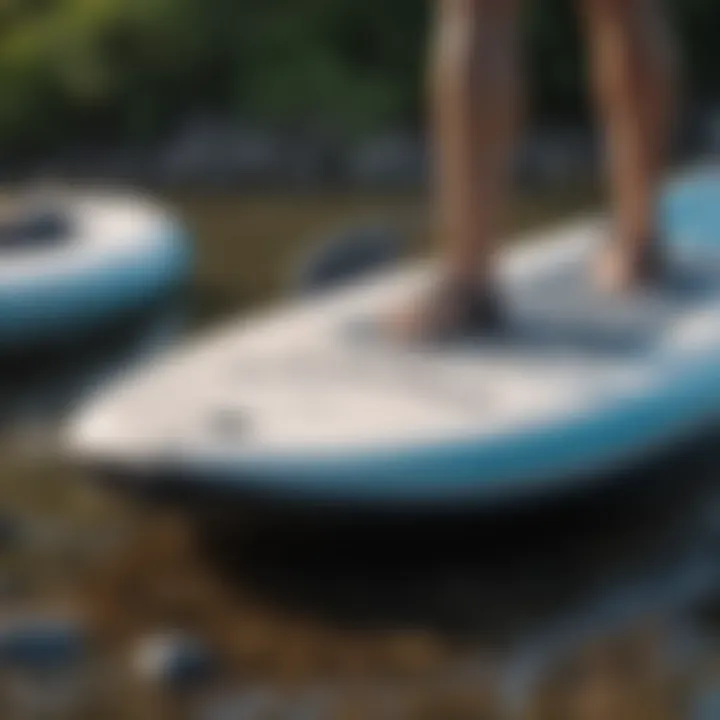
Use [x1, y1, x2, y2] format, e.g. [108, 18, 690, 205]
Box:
[66, 172, 720, 506]
[0, 192, 191, 350]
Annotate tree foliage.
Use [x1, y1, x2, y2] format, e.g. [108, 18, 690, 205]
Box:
[0, 0, 716, 154]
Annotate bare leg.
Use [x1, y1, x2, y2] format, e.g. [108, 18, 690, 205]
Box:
[582, 0, 677, 290]
[395, 0, 521, 338]
[434, 0, 522, 284]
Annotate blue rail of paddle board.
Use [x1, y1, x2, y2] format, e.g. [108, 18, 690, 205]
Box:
[662, 169, 720, 247]
[169, 350, 720, 504]
[157, 171, 720, 504]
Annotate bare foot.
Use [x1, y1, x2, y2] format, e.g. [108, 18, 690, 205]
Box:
[595, 239, 666, 293]
[389, 278, 503, 342]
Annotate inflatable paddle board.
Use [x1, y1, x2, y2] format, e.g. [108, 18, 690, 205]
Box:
[0, 191, 191, 351]
[66, 171, 720, 507]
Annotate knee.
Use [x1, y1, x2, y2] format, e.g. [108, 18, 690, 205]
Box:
[584, 0, 639, 16]
[441, 0, 518, 13]
[435, 0, 520, 62]
[583, 0, 662, 32]
[432, 0, 521, 100]
[584, 0, 674, 66]
[438, 0, 520, 32]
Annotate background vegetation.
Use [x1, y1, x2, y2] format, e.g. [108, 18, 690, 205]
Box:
[0, 0, 716, 158]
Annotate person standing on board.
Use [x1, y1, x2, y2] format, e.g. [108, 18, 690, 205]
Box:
[396, 0, 677, 338]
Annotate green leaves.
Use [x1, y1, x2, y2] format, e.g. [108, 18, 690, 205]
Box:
[0, 0, 716, 154]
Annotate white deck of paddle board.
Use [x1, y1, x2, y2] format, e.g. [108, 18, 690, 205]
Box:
[68, 216, 720, 469]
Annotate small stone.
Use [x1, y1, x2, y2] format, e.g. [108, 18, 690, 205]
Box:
[0, 615, 86, 671]
[0, 513, 23, 549]
[194, 687, 283, 720]
[285, 686, 338, 720]
[347, 132, 427, 188]
[2, 667, 91, 717]
[0, 573, 30, 602]
[132, 632, 215, 690]
[691, 685, 720, 720]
